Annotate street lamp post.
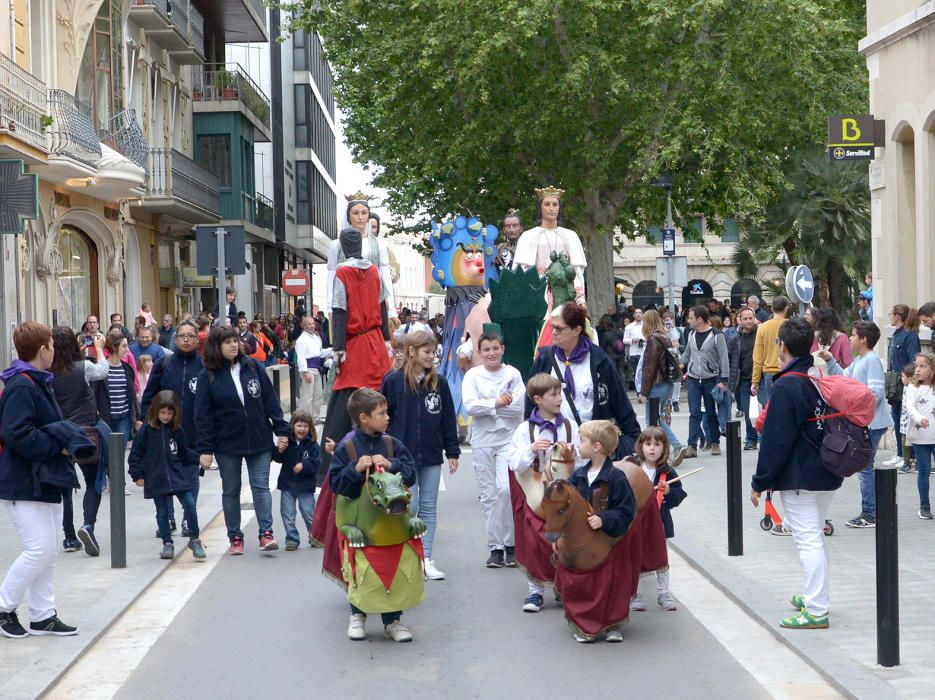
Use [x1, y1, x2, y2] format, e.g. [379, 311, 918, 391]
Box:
[654, 173, 676, 316]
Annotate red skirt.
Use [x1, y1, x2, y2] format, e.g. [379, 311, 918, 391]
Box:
[310, 479, 345, 588]
[554, 503, 669, 637]
[508, 471, 555, 585]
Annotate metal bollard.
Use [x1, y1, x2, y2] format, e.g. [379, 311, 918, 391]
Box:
[107, 432, 128, 569]
[726, 419, 743, 556]
[272, 365, 282, 410]
[875, 464, 900, 666]
[289, 362, 298, 413]
[649, 397, 660, 427]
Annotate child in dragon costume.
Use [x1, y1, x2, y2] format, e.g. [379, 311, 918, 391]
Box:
[329, 388, 426, 643]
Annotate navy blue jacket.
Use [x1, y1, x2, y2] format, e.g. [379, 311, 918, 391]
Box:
[0, 370, 77, 502]
[751, 355, 844, 493]
[273, 436, 320, 492]
[141, 349, 204, 451]
[651, 464, 687, 538]
[128, 423, 198, 499]
[329, 430, 415, 499]
[527, 343, 642, 459]
[569, 460, 637, 537]
[194, 357, 290, 456]
[888, 327, 920, 373]
[380, 370, 460, 469]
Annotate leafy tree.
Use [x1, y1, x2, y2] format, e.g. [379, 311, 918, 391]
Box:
[732, 149, 870, 316]
[284, 0, 866, 314]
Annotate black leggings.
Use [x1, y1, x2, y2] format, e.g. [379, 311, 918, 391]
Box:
[62, 463, 103, 538]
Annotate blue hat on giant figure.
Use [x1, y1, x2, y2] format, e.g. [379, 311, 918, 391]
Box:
[429, 216, 498, 428]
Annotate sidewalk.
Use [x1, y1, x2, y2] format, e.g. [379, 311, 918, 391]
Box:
[0, 466, 224, 700]
[662, 404, 932, 699]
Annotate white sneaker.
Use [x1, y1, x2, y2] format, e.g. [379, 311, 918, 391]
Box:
[423, 558, 445, 580]
[630, 593, 646, 612]
[882, 456, 902, 466]
[347, 613, 366, 641]
[605, 628, 624, 642]
[384, 620, 413, 642]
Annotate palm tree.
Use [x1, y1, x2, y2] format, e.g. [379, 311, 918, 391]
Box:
[733, 149, 870, 316]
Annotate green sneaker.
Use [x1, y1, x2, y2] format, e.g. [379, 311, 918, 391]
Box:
[790, 594, 805, 610]
[780, 610, 828, 629]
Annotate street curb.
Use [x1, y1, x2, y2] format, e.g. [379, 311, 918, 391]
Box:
[669, 537, 904, 700]
[31, 506, 225, 700]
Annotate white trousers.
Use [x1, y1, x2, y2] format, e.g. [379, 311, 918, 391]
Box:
[298, 369, 323, 423]
[780, 489, 834, 617]
[0, 500, 62, 622]
[473, 446, 514, 550]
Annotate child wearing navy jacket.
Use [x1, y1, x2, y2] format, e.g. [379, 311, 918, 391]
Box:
[129, 391, 205, 561]
[273, 409, 320, 551]
[380, 330, 460, 581]
[633, 427, 686, 613]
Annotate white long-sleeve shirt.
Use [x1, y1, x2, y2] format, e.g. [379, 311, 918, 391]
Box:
[508, 416, 584, 473]
[462, 364, 525, 447]
[905, 384, 935, 444]
[294, 331, 332, 373]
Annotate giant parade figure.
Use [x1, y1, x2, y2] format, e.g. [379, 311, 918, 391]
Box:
[430, 215, 499, 427]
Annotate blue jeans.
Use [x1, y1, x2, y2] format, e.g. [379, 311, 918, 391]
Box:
[715, 388, 733, 436]
[216, 451, 274, 539]
[108, 415, 131, 441]
[410, 464, 441, 558]
[736, 379, 758, 443]
[280, 489, 316, 545]
[858, 428, 886, 517]
[645, 382, 681, 449]
[167, 467, 200, 521]
[154, 490, 198, 543]
[890, 403, 914, 460]
[913, 443, 934, 509]
[757, 373, 777, 408]
[687, 377, 720, 448]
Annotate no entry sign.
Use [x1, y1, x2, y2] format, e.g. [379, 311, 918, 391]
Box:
[282, 268, 310, 296]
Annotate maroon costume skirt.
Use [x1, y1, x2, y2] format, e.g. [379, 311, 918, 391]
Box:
[508, 471, 555, 586]
[310, 478, 345, 589]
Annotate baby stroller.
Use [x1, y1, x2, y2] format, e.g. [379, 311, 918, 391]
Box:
[759, 489, 834, 536]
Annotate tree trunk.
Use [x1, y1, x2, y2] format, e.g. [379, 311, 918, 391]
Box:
[825, 256, 847, 317]
[583, 229, 615, 319]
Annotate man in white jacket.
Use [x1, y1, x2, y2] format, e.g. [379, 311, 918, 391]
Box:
[462, 331, 525, 568]
[294, 316, 332, 424]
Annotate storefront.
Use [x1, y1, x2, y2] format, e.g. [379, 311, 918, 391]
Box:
[54, 225, 100, 329]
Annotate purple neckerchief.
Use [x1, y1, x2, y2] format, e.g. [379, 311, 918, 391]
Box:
[0, 359, 53, 385]
[528, 408, 559, 443]
[554, 336, 591, 396]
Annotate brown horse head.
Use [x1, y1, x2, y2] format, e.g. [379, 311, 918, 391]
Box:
[541, 479, 583, 543]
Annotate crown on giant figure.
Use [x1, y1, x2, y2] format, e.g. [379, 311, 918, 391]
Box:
[534, 185, 565, 200]
[429, 216, 499, 289]
[344, 191, 373, 202]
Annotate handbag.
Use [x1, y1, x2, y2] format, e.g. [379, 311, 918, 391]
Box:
[884, 371, 903, 405]
[75, 424, 100, 466]
[613, 334, 625, 355]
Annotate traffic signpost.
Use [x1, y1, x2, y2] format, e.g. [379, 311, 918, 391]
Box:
[196, 225, 246, 325]
[785, 264, 814, 315]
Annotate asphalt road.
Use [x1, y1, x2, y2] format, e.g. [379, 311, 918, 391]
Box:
[111, 449, 771, 700]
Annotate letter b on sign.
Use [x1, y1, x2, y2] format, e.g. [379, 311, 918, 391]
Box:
[841, 118, 861, 142]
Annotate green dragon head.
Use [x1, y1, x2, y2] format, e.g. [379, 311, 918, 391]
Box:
[367, 470, 412, 516]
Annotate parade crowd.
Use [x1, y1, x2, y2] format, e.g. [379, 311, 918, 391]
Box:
[0, 189, 928, 645]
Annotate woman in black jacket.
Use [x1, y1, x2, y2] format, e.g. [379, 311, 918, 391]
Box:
[195, 326, 290, 555]
[0, 321, 79, 638]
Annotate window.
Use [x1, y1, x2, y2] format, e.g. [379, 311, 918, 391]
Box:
[77, 0, 124, 132]
[646, 226, 664, 244]
[56, 227, 99, 329]
[722, 218, 740, 243]
[296, 161, 337, 239]
[684, 215, 704, 243]
[294, 84, 336, 179]
[198, 135, 230, 186]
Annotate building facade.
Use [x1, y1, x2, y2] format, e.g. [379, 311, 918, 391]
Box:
[860, 1, 935, 323]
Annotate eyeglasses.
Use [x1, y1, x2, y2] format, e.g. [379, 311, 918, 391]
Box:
[550, 324, 568, 333]
[177, 334, 197, 340]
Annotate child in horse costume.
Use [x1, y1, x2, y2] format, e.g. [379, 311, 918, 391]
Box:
[328, 388, 425, 643]
[543, 420, 669, 642]
[507, 373, 582, 612]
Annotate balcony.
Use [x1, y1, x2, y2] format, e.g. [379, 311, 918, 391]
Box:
[100, 109, 148, 171]
[128, 0, 204, 64]
[135, 148, 220, 222]
[234, 191, 274, 231]
[47, 89, 101, 166]
[0, 54, 50, 161]
[198, 0, 268, 44]
[192, 63, 271, 141]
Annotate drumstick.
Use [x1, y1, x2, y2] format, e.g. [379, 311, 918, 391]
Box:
[659, 466, 706, 487]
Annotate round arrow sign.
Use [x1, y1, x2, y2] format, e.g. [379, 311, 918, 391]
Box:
[794, 265, 815, 304]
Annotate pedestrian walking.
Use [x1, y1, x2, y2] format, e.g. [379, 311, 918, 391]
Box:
[881, 305, 920, 468]
[622, 308, 645, 390]
[819, 321, 891, 528]
[710, 316, 737, 444]
[381, 330, 460, 581]
[0, 321, 82, 639]
[295, 316, 331, 425]
[662, 311, 683, 410]
[462, 331, 525, 568]
[272, 410, 320, 550]
[897, 363, 916, 474]
[638, 309, 686, 465]
[752, 296, 790, 407]
[810, 308, 852, 370]
[751, 317, 841, 629]
[679, 305, 730, 457]
[195, 326, 290, 555]
[128, 391, 205, 561]
[631, 426, 686, 614]
[98, 330, 140, 442]
[734, 307, 759, 449]
[904, 353, 935, 519]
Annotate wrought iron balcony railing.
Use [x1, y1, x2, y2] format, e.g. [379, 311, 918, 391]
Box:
[101, 109, 148, 170]
[193, 63, 270, 131]
[47, 89, 101, 165]
[0, 54, 49, 152]
[147, 147, 220, 215]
